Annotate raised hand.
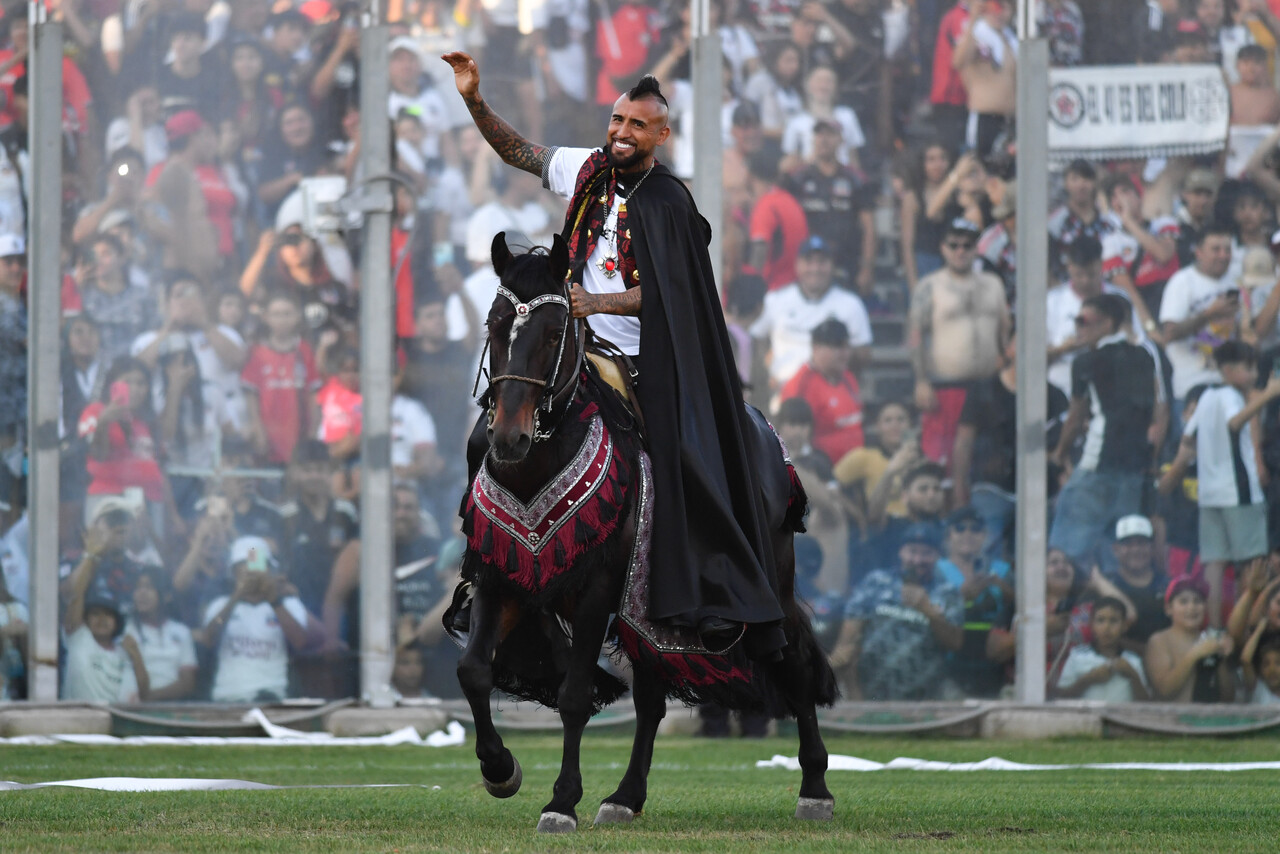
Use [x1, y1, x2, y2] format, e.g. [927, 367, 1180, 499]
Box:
[441, 51, 480, 101]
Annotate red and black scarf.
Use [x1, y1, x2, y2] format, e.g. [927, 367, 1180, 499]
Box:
[561, 150, 641, 289]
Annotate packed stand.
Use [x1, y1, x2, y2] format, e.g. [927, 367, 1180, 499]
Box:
[0, 0, 1278, 710]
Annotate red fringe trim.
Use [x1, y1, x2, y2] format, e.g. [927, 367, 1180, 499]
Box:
[465, 445, 627, 596]
[616, 623, 753, 688]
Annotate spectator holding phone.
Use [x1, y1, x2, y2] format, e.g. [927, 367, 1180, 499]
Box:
[1159, 227, 1241, 408]
[76, 357, 169, 530]
[201, 537, 313, 704]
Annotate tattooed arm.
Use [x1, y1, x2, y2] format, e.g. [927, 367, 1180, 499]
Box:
[442, 51, 551, 177]
[570, 283, 642, 317]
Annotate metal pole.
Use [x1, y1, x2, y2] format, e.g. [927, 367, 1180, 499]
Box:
[1014, 7, 1048, 704]
[357, 1, 396, 708]
[690, 0, 723, 289]
[25, 4, 63, 703]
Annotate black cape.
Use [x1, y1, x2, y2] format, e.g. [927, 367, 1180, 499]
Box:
[627, 163, 786, 656]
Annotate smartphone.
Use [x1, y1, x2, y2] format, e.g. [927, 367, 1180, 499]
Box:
[245, 547, 268, 573]
[109, 380, 131, 407]
[1226, 288, 1241, 301]
[433, 243, 454, 268]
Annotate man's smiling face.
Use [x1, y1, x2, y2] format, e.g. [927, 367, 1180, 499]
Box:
[606, 94, 671, 172]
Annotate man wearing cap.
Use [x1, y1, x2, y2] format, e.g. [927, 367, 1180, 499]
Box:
[780, 318, 866, 464]
[1107, 514, 1171, 652]
[444, 52, 791, 654]
[203, 536, 314, 704]
[0, 233, 25, 451]
[143, 110, 227, 280]
[1047, 158, 1116, 281]
[784, 118, 877, 296]
[827, 521, 964, 700]
[751, 234, 873, 391]
[938, 505, 1013, 697]
[746, 149, 809, 291]
[389, 36, 455, 162]
[908, 217, 1011, 466]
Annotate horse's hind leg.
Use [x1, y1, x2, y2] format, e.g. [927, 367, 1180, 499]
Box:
[771, 623, 834, 820]
[456, 586, 522, 798]
[595, 665, 665, 825]
[537, 583, 614, 833]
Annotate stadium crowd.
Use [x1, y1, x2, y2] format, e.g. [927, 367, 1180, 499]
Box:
[3, 0, 1280, 715]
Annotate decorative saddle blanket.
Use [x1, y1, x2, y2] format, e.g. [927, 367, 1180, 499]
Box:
[465, 408, 628, 598]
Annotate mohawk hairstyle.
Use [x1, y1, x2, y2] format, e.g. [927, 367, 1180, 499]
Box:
[627, 75, 668, 109]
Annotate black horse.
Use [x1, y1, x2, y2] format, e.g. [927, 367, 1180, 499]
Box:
[450, 232, 837, 833]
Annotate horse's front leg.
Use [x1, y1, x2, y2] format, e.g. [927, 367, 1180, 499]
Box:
[456, 585, 522, 797]
[537, 586, 614, 833]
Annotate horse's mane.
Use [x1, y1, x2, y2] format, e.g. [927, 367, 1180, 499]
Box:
[498, 246, 562, 302]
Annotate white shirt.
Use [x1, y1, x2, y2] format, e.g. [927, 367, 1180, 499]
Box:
[124, 618, 196, 694]
[1045, 281, 1148, 397]
[387, 87, 455, 160]
[782, 108, 866, 166]
[544, 147, 643, 355]
[748, 283, 874, 386]
[1159, 264, 1239, 399]
[1057, 645, 1147, 702]
[132, 325, 248, 434]
[464, 200, 552, 267]
[1251, 679, 1280, 705]
[204, 596, 308, 703]
[0, 512, 28, 606]
[1184, 384, 1264, 508]
[62, 624, 136, 703]
[391, 395, 438, 468]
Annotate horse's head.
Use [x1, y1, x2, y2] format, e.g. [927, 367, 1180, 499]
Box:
[485, 231, 575, 463]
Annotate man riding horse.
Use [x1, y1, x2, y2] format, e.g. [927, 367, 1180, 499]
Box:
[443, 51, 786, 659]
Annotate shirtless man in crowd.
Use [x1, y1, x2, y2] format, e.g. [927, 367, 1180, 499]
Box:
[953, 0, 1016, 157]
[908, 218, 1012, 467]
[1230, 44, 1280, 127]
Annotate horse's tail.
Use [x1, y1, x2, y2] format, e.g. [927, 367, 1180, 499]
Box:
[784, 463, 808, 534]
[787, 597, 839, 708]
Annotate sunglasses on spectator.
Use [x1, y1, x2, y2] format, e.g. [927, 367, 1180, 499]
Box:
[1073, 315, 1094, 326]
[944, 241, 975, 251]
[951, 522, 984, 533]
[0, 255, 24, 266]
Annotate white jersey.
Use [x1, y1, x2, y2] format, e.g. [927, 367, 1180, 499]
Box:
[544, 147, 642, 355]
[61, 625, 137, 703]
[124, 618, 197, 695]
[203, 597, 308, 703]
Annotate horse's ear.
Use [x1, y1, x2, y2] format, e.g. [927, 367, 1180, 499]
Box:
[491, 231, 512, 277]
[550, 233, 569, 283]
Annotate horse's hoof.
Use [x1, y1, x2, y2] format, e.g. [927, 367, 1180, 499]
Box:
[594, 802, 635, 825]
[537, 811, 578, 833]
[795, 797, 834, 821]
[482, 757, 522, 799]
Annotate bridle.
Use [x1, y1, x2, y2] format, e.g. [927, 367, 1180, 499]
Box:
[475, 280, 584, 443]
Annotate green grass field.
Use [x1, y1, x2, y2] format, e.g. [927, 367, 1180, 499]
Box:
[3, 729, 1280, 852]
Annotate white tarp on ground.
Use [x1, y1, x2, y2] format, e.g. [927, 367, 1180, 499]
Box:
[758, 755, 1280, 772]
[0, 779, 437, 792]
[0, 709, 467, 748]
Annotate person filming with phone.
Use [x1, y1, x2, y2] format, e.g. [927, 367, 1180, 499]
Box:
[1159, 227, 1242, 412]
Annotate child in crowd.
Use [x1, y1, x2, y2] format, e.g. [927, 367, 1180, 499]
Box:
[1240, 620, 1280, 705]
[61, 513, 149, 703]
[1052, 596, 1150, 701]
[1182, 341, 1280, 628]
[124, 566, 198, 701]
[1144, 575, 1235, 702]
